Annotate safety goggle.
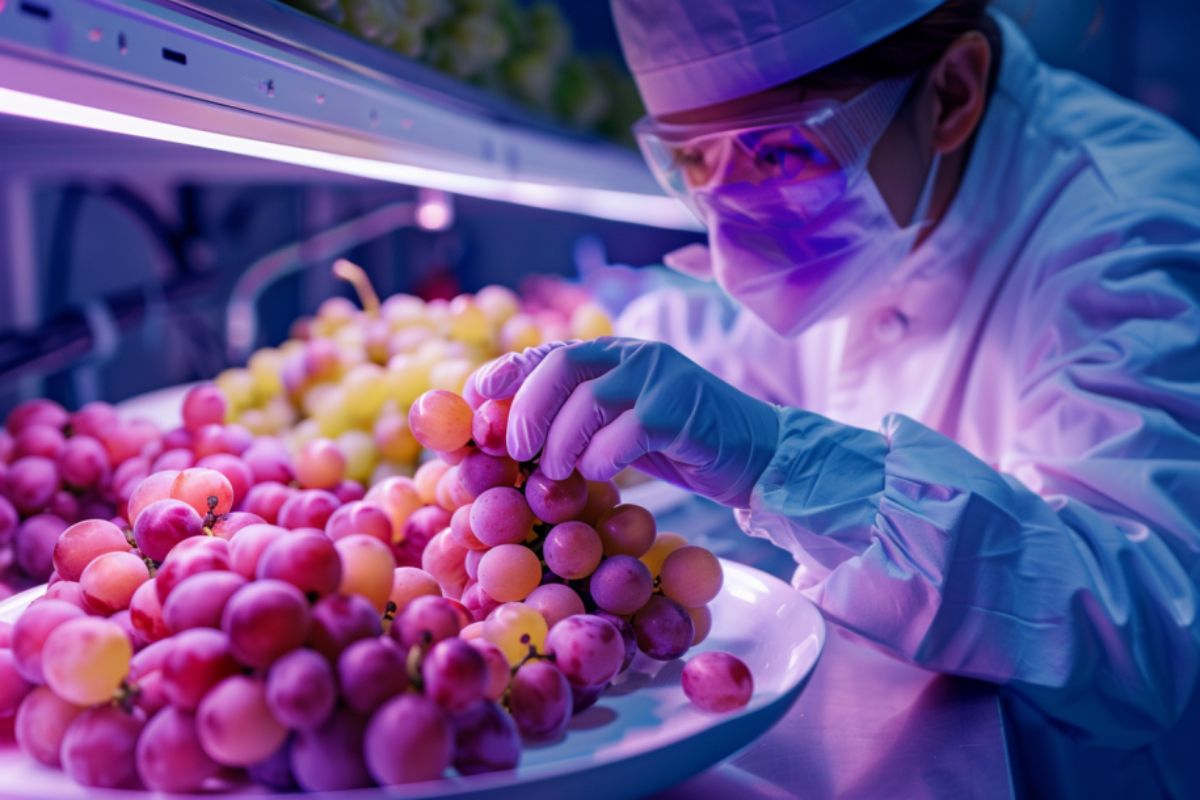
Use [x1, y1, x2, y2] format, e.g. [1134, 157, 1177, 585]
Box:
[634, 74, 919, 225]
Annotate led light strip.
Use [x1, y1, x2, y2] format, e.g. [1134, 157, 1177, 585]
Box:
[0, 86, 701, 231]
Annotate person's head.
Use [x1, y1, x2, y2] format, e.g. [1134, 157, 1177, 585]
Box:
[616, 0, 1000, 229]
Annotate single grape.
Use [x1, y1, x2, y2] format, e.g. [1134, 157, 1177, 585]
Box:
[682, 651, 754, 712]
[0, 649, 33, 716]
[687, 605, 713, 646]
[393, 504, 452, 567]
[291, 708, 374, 791]
[57, 435, 110, 490]
[170, 467, 235, 517]
[543, 521, 603, 580]
[578, 479, 620, 526]
[461, 581, 501, 622]
[13, 424, 65, 461]
[162, 570, 247, 633]
[0, 495, 18, 548]
[296, 438, 347, 490]
[589, 555, 653, 615]
[545, 615, 625, 689]
[41, 581, 85, 611]
[129, 636, 174, 681]
[471, 398, 511, 458]
[135, 706, 220, 792]
[152, 448, 194, 472]
[596, 504, 656, 558]
[197, 675, 288, 766]
[80, 550, 150, 614]
[4, 457, 60, 515]
[364, 693, 453, 785]
[241, 438, 296, 484]
[373, 412, 421, 463]
[388, 566, 441, 614]
[452, 700, 521, 774]
[42, 617, 131, 705]
[465, 548, 485, 580]
[209, 510, 265, 541]
[195, 454, 254, 507]
[593, 611, 638, 672]
[228, 523, 288, 578]
[248, 739, 299, 792]
[632, 595, 695, 661]
[257, 530, 342, 601]
[469, 487, 533, 547]
[482, 602, 548, 667]
[15, 514, 68, 578]
[127, 470, 179, 523]
[6, 398, 68, 435]
[477, 544, 541, 603]
[457, 451, 520, 498]
[412, 460, 450, 505]
[61, 705, 145, 788]
[421, 529, 469, 599]
[53, 518, 131, 582]
[393, 595, 461, 649]
[325, 500, 392, 544]
[135, 668, 169, 716]
[422, 637, 487, 713]
[408, 389, 473, 452]
[276, 489, 341, 530]
[508, 659, 572, 740]
[161, 628, 241, 711]
[525, 469, 588, 524]
[640, 531, 688, 577]
[308, 593, 382, 660]
[571, 682, 607, 714]
[364, 476, 422, 542]
[266, 647, 337, 729]
[162, 426, 193, 451]
[221, 579, 311, 668]
[14, 685, 84, 767]
[335, 534, 396, 612]
[182, 385, 228, 433]
[434, 464, 474, 511]
[133, 498, 204, 562]
[337, 636, 407, 714]
[525, 583, 585, 629]
[467, 638, 511, 701]
[660, 546, 724, 607]
[242, 482, 295, 525]
[192, 423, 252, 459]
[155, 536, 232, 602]
[450, 504, 487, 551]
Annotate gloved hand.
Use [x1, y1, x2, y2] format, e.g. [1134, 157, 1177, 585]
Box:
[474, 337, 781, 508]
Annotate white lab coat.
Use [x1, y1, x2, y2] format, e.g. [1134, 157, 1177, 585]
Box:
[618, 14, 1200, 799]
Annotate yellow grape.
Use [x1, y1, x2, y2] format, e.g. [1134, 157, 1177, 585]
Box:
[477, 544, 541, 602]
[483, 603, 548, 666]
[216, 368, 259, 413]
[686, 605, 712, 646]
[365, 477, 423, 542]
[239, 408, 272, 435]
[302, 384, 341, 417]
[262, 395, 297, 432]
[248, 348, 285, 397]
[428, 359, 475, 394]
[570, 302, 614, 339]
[474, 285, 520, 326]
[389, 566, 442, 613]
[42, 618, 132, 706]
[640, 532, 689, 578]
[287, 419, 322, 452]
[311, 398, 355, 438]
[381, 294, 428, 327]
[447, 296, 493, 345]
[374, 413, 422, 464]
[341, 363, 388, 424]
[500, 314, 541, 352]
[337, 430, 379, 484]
[336, 534, 396, 612]
[414, 460, 451, 505]
[660, 546, 723, 608]
[315, 296, 359, 330]
[383, 355, 431, 406]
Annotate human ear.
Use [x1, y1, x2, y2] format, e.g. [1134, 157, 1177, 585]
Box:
[929, 31, 992, 154]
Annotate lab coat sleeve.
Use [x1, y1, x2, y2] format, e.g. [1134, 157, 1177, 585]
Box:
[736, 241, 1200, 748]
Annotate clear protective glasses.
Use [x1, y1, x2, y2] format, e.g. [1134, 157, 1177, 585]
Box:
[634, 74, 919, 225]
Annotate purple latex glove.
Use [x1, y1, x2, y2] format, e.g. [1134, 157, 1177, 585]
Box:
[474, 338, 780, 508]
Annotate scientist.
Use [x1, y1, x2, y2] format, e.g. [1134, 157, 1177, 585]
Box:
[475, 1, 1200, 797]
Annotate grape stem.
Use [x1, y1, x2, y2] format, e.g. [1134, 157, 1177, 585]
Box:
[113, 679, 141, 714]
[406, 642, 427, 690]
[381, 601, 398, 634]
[333, 258, 381, 317]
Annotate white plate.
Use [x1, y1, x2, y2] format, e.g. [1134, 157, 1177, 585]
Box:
[0, 560, 824, 800]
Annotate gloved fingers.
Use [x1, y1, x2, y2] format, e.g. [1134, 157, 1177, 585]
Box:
[540, 379, 628, 480]
[507, 342, 626, 462]
[577, 409, 651, 482]
[474, 341, 577, 400]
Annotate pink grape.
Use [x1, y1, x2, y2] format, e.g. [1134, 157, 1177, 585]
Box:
[572, 682, 607, 714]
[632, 595, 694, 661]
[451, 504, 487, 550]
[595, 610, 638, 672]
[326, 500, 392, 544]
[682, 651, 754, 713]
[243, 482, 295, 525]
[435, 464, 475, 511]
[337, 637, 407, 714]
[61, 705, 145, 788]
[257, 530, 342, 600]
[525, 469, 588, 524]
[6, 399, 68, 435]
[333, 479, 365, 504]
[45, 580, 89, 611]
[544, 521, 603, 580]
[80, 551, 150, 614]
[135, 706, 220, 792]
[546, 615, 626, 689]
[421, 529, 469, 599]
[0, 430, 11, 462]
[129, 580, 170, 643]
[277, 489, 340, 530]
[15, 514, 67, 580]
[57, 435, 110, 489]
[209, 510, 265, 541]
[170, 468, 234, 517]
[163, 429, 192, 452]
[112, 456, 150, 493]
[14, 686, 84, 767]
[469, 487, 533, 547]
[133, 498, 203, 561]
[71, 401, 118, 438]
[589, 555, 653, 615]
[161, 628, 240, 710]
[477, 544, 541, 602]
[242, 438, 295, 484]
[14, 424, 65, 460]
[364, 476, 422, 541]
[5, 456, 60, 514]
[596, 504, 656, 558]
[413, 461, 450, 504]
[248, 740, 298, 792]
[471, 399, 511, 457]
[579, 479, 620, 526]
[221, 579, 311, 668]
[0, 620, 11, 647]
[127, 470, 178, 524]
[155, 536, 231, 602]
[102, 421, 151, 465]
[452, 700, 521, 775]
[152, 448, 194, 472]
[364, 693, 453, 785]
[182, 385, 227, 433]
[458, 451, 520, 497]
[393, 595, 461, 649]
[228, 523, 288, 578]
[468, 639, 511, 700]
[422, 637, 487, 712]
[53, 518, 131, 581]
[197, 675, 288, 767]
[525, 583, 585, 629]
[12, 599, 87, 681]
[408, 389, 473, 452]
[192, 423, 252, 459]
[195, 454, 253, 507]
[462, 581, 501, 622]
[388, 566, 441, 613]
[163, 570, 247, 632]
[291, 708, 373, 791]
[508, 659, 572, 739]
[296, 438, 346, 490]
[0, 649, 33, 716]
[45, 491, 80, 524]
[0, 495, 18, 547]
[660, 546, 724, 607]
[308, 593, 381, 660]
[130, 637, 174, 681]
[393, 504, 452, 567]
[266, 648, 336, 729]
[134, 668, 169, 716]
